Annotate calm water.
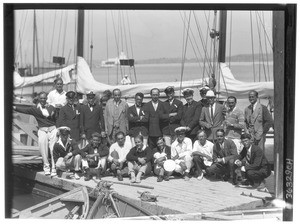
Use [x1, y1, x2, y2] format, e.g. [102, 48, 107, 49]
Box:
[91, 62, 274, 85]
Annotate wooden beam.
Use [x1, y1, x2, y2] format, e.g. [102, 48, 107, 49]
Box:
[13, 119, 38, 143]
[12, 136, 23, 145]
[12, 146, 40, 156]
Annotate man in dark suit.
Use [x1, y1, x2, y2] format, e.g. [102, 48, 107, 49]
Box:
[180, 88, 202, 142]
[80, 91, 105, 141]
[128, 92, 149, 146]
[199, 90, 226, 142]
[244, 90, 273, 151]
[206, 129, 238, 184]
[143, 88, 164, 150]
[57, 91, 81, 142]
[234, 133, 271, 190]
[159, 86, 183, 146]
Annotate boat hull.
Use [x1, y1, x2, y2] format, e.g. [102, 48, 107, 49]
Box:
[13, 186, 89, 219]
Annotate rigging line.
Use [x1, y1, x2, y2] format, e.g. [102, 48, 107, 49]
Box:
[179, 11, 186, 84]
[62, 11, 68, 60]
[255, 12, 268, 82]
[74, 11, 78, 92]
[201, 11, 212, 84]
[111, 11, 121, 83]
[256, 11, 273, 51]
[203, 10, 214, 74]
[42, 10, 44, 88]
[121, 11, 129, 60]
[261, 11, 271, 81]
[180, 11, 192, 99]
[194, 11, 214, 78]
[250, 11, 256, 82]
[212, 10, 217, 78]
[14, 11, 23, 62]
[56, 11, 64, 68]
[15, 11, 28, 63]
[86, 11, 90, 65]
[228, 11, 232, 68]
[180, 12, 203, 73]
[105, 11, 110, 84]
[49, 10, 57, 68]
[118, 11, 123, 80]
[126, 11, 137, 84]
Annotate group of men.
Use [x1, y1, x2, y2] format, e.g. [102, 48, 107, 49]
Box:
[13, 76, 273, 189]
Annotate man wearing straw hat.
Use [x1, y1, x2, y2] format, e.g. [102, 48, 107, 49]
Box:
[199, 90, 226, 142]
[170, 127, 193, 181]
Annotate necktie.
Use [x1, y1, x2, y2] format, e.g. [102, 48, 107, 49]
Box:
[210, 106, 214, 120]
[246, 151, 251, 162]
[251, 105, 254, 114]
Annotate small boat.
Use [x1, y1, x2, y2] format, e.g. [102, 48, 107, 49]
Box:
[12, 186, 90, 219]
[87, 191, 161, 220]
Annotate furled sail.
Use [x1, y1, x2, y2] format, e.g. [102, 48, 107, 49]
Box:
[14, 64, 75, 89]
[219, 63, 274, 98]
[76, 57, 205, 98]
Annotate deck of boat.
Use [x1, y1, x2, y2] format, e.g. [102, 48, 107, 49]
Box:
[12, 164, 278, 218]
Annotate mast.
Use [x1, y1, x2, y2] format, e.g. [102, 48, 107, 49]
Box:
[32, 10, 36, 76]
[218, 10, 227, 63]
[77, 10, 84, 58]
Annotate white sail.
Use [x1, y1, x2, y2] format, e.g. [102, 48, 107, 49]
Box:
[219, 63, 274, 98]
[14, 64, 75, 89]
[76, 57, 206, 98]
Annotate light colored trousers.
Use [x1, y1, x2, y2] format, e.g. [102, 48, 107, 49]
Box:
[128, 161, 151, 175]
[55, 154, 82, 172]
[82, 157, 107, 170]
[174, 155, 193, 174]
[37, 126, 57, 172]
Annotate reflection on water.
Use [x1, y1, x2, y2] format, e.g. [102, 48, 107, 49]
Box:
[12, 185, 47, 212]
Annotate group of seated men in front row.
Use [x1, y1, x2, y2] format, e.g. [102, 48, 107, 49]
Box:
[13, 77, 273, 190]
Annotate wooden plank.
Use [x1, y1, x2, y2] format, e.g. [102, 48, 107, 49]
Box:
[12, 136, 23, 145]
[13, 119, 38, 143]
[12, 146, 40, 156]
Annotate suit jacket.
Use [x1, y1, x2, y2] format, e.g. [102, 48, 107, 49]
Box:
[159, 98, 183, 135]
[128, 103, 149, 137]
[143, 100, 165, 137]
[244, 103, 273, 141]
[238, 145, 270, 172]
[199, 102, 226, 140]
[80, 103, 105, 139]
[213, 139, 238, 163]
[104, 99, 129, 136]
[180, 100, 202, 136]
[57, 104, 81, 141]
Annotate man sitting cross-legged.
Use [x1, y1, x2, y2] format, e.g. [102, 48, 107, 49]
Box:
[153, 137, 172, 182]
[126, 135, 152, 183]
[53, 126, 82, 180]
[107, 131, 132, 181]
[192, 130, 214, 180]
[80, 132, 109, 181]
[170, 127, 193, 181]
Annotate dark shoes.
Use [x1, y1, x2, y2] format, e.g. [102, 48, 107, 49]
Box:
[183, 172, 190, 181]
[157, 176, 164, 182]
[164, 175, 170, 181]
[116, 170, 123, 181]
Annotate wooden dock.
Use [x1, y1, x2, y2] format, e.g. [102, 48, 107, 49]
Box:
[12, 164, 280, 219]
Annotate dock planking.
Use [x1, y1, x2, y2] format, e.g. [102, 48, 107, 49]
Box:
[12, 164, 276, 217]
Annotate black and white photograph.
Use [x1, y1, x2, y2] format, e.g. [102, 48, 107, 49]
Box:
[3, 3, 296, 221]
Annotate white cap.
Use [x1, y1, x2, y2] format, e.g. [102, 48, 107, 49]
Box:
[125, 74, 128, 77]
[205, 90, 216, 98]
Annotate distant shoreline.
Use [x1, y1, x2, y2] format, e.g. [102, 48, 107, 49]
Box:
[92, 53, 273, 66]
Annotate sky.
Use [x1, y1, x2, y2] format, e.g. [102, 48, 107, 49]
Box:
[14, 9, 274, 66]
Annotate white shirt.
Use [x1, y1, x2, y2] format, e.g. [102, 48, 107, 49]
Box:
[47, 89, 67, 107]
[192, 140, 214, 166]
[107, 141, 132, 163]
[152, 101, 158, 111]
[136, 105, 141, 115]
[121, 77, 131, 85]
[210, 103, 216, 117]
[171, 137, 193, 159]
